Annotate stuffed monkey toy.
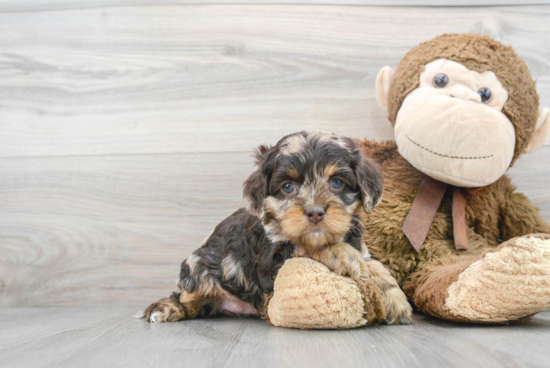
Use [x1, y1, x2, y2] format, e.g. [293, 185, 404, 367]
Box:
[267, 34, 550, 327]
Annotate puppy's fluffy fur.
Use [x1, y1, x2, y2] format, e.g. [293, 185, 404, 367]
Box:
[140, 131, 412, 324]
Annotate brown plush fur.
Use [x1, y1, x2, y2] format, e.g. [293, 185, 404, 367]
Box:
[387, 33, 539, 164]
[357, 139, 550, 321]
[405, 255, 477, 322]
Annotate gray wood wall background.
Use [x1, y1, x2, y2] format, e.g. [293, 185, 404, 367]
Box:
[1, 0, 549, 307]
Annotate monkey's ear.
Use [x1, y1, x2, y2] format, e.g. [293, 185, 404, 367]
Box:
[354, 154, 384, 213]
[526, 108, 550, 153]
[375, 66, 395, 113]
[243, 145, 276, 217]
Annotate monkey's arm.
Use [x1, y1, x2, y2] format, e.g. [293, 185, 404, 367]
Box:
[304, 225, 413, 325]
[499, 182, 550, 240]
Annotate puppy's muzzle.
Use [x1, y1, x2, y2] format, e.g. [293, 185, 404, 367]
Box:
[306, 206, 326, 225]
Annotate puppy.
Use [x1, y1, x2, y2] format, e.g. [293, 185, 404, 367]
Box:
[140, 131, 412, 325]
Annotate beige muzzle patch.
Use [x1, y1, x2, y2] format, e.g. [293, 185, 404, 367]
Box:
[394, 58, 515, 188]
[395, 88, 515, 187]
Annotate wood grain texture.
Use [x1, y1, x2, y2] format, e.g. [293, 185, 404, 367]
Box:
[0, 147, 548, 307]
[1, 308, 550, 368]
[1, 5, 550, 158]
[0, 152, 250, 306]
[1, 1, 550, 13]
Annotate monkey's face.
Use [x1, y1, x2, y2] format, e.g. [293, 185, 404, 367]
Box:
[394, 59, 515, 187]
[243, 131, 383, 249]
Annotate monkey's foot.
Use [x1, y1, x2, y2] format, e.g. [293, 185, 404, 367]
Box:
[445, 234, 550, 323]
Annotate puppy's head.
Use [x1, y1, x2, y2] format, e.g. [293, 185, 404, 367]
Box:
[243, 131, 383, 249]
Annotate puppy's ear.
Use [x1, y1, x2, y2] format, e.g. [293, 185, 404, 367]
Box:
[243, 144, 276, 217]
[353, 151, 384, 213]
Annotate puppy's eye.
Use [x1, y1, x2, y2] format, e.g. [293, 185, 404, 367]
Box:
[330, 178, 344, 190]
[433, 73, 449, 88]
[477, 87, 492, 103]
[282, 182, 295, 194]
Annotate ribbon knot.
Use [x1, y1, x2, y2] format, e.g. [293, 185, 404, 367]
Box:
[402, 176, 483, 252]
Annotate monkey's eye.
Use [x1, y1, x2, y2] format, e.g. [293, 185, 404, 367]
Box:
[433, 73, 449, 88]
[282, 182, 295, 194]
[477, 87, 492, 103]
[330, 178, 344, 190]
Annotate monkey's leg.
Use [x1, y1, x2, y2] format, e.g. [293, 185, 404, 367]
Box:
[407, 234, 550, 323]
[405, 251, 479, 322]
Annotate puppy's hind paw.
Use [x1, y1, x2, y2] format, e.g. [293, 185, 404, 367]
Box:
[384, 289, 413, 325]
[142, 298, 186, 323]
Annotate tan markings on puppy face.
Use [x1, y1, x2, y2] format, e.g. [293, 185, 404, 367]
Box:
[325, 165, 362, 215]
[261, 131, 368, 248]
[323, 164, 339, 178]
[279, 204, 317, 244]
[319, 205, 353, 243]
[277, 180, 352, 249]
[287, 166, 301, 181]
[280, 134, 306, 156]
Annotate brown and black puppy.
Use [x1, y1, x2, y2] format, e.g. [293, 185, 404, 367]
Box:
[139, 131, 412, 325]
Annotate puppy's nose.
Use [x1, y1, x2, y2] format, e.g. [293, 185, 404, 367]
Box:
[306, 206, 325, 225]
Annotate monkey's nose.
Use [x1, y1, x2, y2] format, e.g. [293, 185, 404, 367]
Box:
[306, 206, 326, 225]
[449, 85, 481, 103]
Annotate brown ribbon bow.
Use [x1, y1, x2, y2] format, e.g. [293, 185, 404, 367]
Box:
[402, 176, 484, 252]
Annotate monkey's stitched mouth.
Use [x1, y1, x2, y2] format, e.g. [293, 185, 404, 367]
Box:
[406, 135, 493, 160]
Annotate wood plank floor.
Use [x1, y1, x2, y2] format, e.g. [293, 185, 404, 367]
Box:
[1, 308, 549, 368]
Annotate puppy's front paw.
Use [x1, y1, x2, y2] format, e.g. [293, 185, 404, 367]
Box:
[140, 298, 186, 323]
[324, 244, 363, 279]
